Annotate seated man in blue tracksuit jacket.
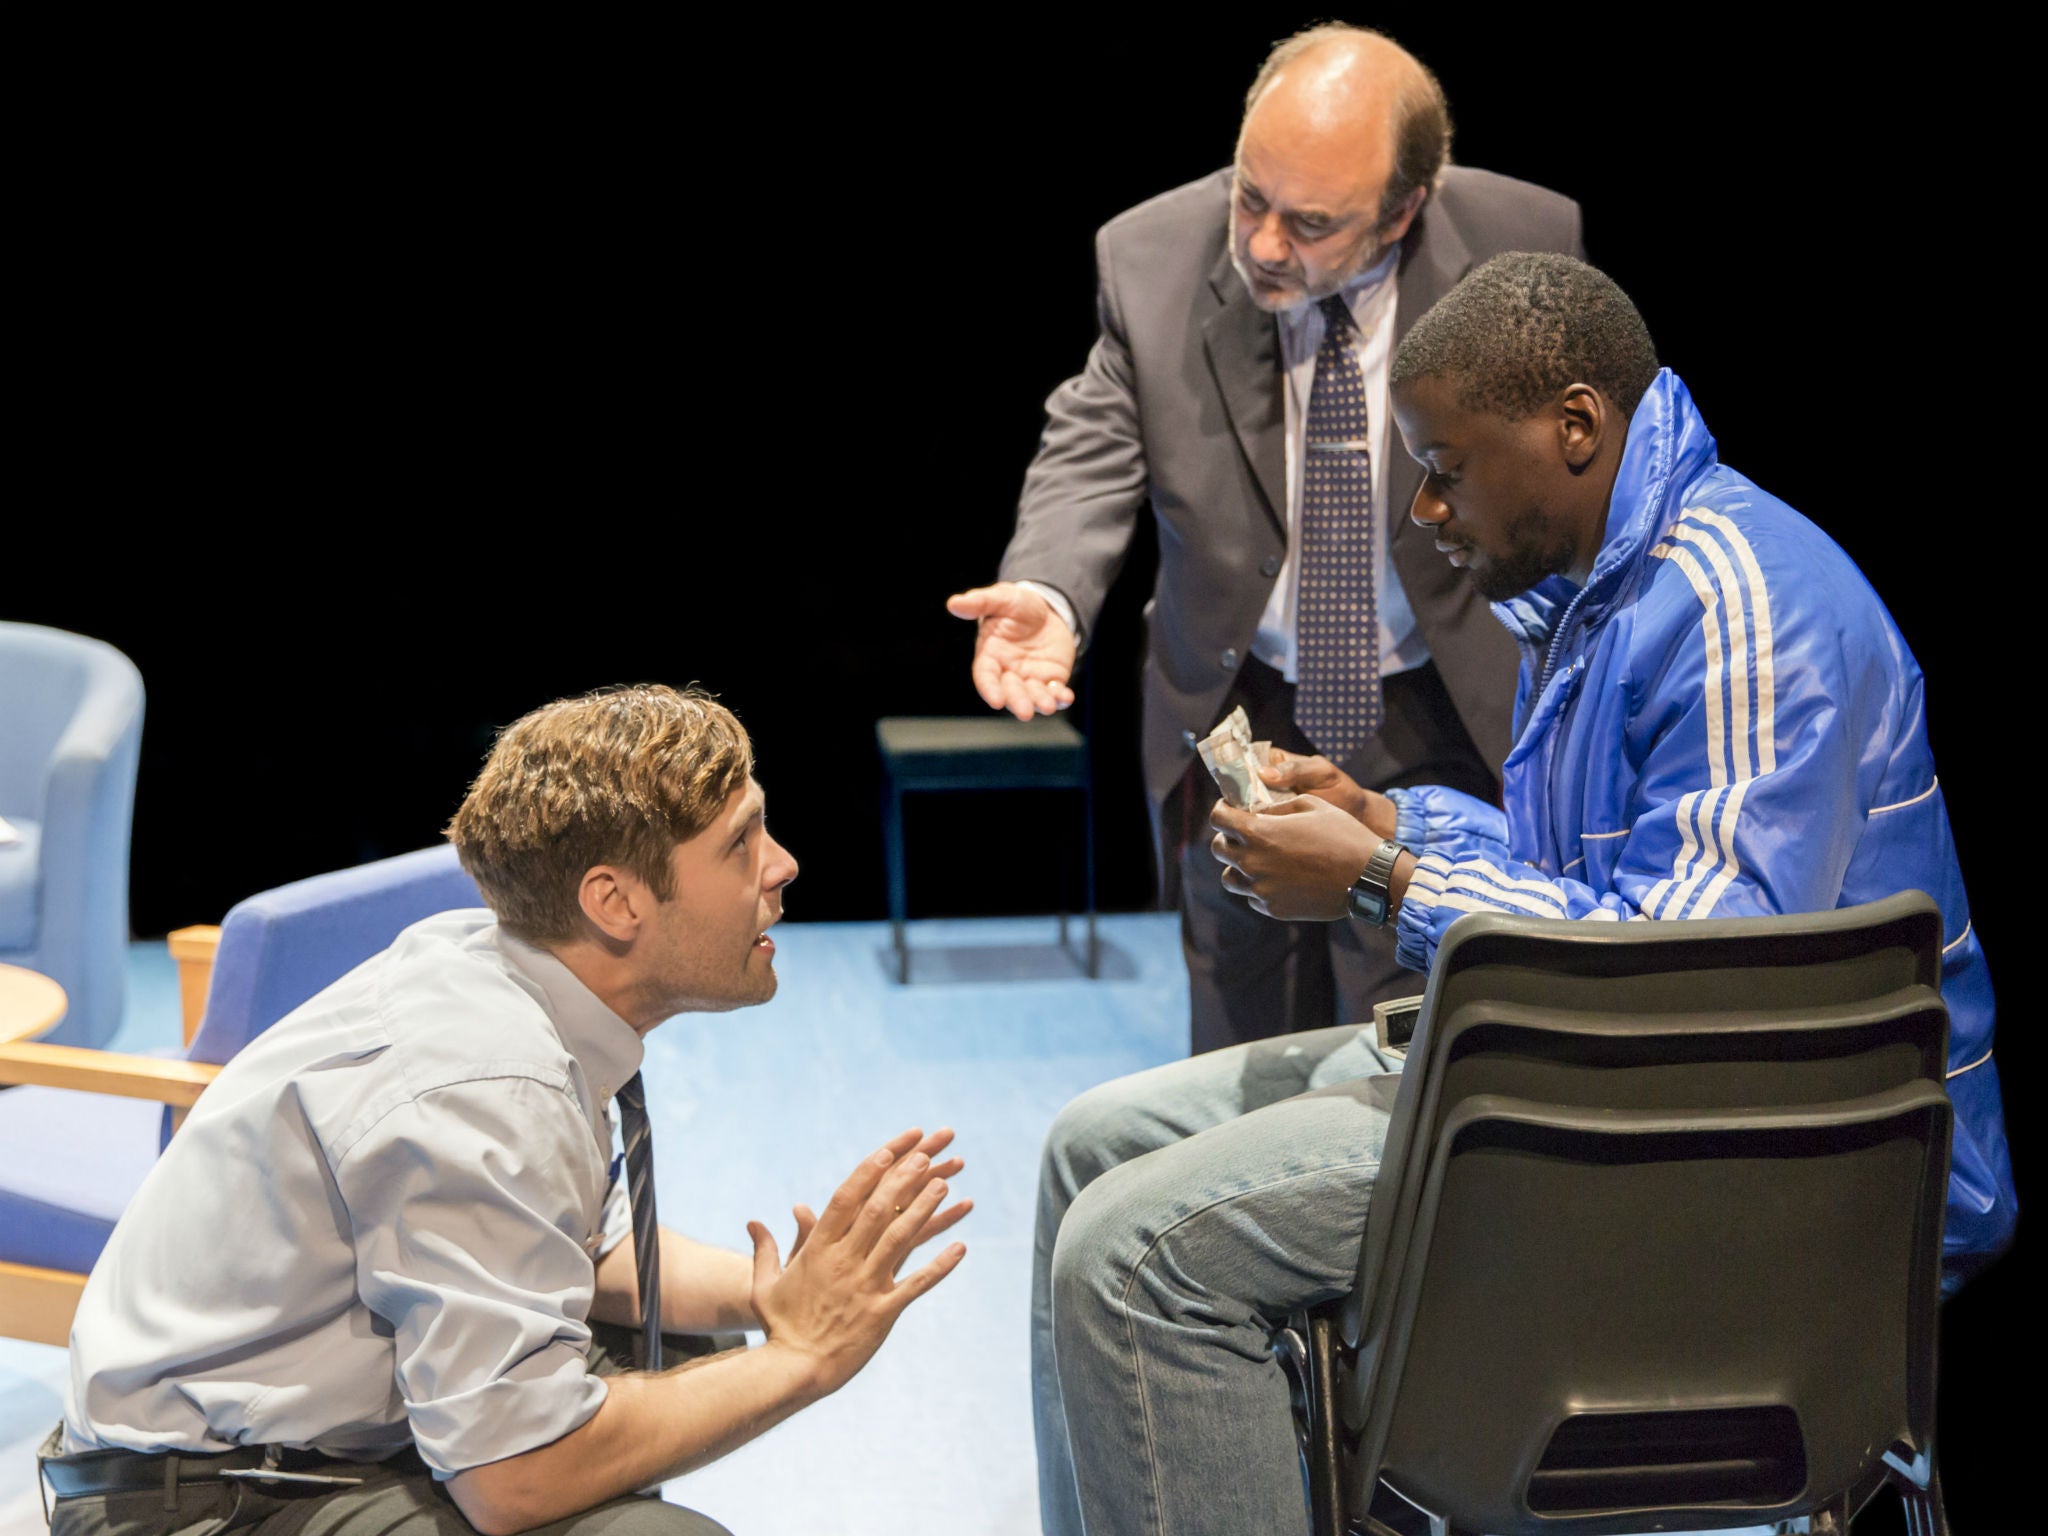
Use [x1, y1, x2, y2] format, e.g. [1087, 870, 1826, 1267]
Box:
[1031, 252, 2016, 1536]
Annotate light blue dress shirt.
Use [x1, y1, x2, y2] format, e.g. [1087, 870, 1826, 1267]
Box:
[64, 911, 639, 1477]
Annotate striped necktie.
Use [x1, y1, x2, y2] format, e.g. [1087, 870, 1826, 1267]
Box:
[1294, 293, 1381, 760]
[615, 1071, 662, 1372]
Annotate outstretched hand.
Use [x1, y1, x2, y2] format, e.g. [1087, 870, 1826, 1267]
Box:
[784, 1127, 969, 1265]
[1256, 749, 1395, 836]
[948, 583, 1076, 720]
[748, 1127, 971, 1400]
[1211, 794, 1380, 921]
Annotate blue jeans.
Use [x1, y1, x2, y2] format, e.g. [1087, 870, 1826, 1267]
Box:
[1032, 1023, 1402, 1536]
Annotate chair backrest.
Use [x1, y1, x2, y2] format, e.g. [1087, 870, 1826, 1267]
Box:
[185, 845, 483, 1066]
[1340, 893, 1945, 1351]
[1340, 987, 1948, 1365]
[1363, 1085, 1951, 1534]
[0, 623, 142, 812]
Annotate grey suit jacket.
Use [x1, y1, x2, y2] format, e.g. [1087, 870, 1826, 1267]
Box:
[1000, 164, 1585, 850]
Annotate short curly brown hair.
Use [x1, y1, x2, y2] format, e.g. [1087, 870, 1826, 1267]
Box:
[446, 685, 753, 943]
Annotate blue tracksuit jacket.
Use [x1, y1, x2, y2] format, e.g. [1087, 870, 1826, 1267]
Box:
[1388, 370, 2016, 1285]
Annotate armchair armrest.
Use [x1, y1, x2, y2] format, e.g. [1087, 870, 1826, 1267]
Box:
[168, 925, 221, 1046]
[0, 1042, 219, 1106]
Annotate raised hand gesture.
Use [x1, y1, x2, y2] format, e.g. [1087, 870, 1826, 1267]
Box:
[947, 583, 1077, 720]
[748, 1127, 971, 1399]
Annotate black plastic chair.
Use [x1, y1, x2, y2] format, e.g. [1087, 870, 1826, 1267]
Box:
[1280, 893, 1953, 1535]
[1357, 1083, 1951, 1535]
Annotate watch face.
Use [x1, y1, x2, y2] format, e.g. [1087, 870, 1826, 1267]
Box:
[1349, 882, 1390, 927]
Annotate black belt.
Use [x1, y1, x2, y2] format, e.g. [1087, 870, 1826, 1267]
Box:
[40, 1440, 364, 1500]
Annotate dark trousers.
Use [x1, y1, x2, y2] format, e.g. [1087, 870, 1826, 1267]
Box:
[1178, 657, 1495, 1055]
[42, 1327, 734, 1536]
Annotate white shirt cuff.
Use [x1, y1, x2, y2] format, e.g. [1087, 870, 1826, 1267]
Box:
[1013, 581, 1078, 644]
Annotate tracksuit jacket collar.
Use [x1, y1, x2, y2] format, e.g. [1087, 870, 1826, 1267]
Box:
[1492, 368, 1722, 654]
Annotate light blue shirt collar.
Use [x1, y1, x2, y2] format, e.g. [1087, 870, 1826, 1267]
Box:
[499, 931, 645, 1106]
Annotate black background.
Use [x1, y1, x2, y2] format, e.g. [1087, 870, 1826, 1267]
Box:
[12, 15, 2024, 1526]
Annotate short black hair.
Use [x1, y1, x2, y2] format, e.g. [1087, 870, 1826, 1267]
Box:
[1391, 252, 1659, 420]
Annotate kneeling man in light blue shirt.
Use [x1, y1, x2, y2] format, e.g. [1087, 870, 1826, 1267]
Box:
[52, 685, 970, 1536]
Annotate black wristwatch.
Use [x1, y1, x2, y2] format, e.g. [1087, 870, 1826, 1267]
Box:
[1347, 840, 1409, 927]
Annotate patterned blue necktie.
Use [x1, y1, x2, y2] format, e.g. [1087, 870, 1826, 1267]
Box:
[1295, 294, 1381, 760]
[615, 1072, 663, 1372]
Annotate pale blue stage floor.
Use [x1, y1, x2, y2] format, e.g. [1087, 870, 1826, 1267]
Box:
[0, 916, 1189, 1536]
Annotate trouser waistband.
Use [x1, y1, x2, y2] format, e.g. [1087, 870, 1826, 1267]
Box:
[38, 1427, 362, 1501]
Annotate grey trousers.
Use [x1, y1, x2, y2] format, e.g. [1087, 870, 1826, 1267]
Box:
[44, 1451, 731, 1536]
[44, 1327, 734, 1536]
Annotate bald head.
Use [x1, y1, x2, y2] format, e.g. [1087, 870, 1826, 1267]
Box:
[1242, 26, 1450, 226]
[1227, 26, 1452, 311]
[1246, 32, 1412, 153]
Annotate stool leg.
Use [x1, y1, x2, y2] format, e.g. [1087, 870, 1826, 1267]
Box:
[883, 777, 908, 984]
[1082, 768, 1099, 979]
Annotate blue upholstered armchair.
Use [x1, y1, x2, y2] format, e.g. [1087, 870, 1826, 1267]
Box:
[0, 844, 481, 1344]
[0, 622, 145, 1051]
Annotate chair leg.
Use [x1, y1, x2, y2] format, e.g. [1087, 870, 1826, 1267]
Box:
[1895, 1455, 1948, 1536]
[1081, 770, 1098, 978]
[882, 779, 908, 984]
[1278, 1314, 1345, 1536]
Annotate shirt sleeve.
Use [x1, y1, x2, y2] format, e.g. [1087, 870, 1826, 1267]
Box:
[339, 1072, 610, 1477]
[1393, 542, 1867, 973]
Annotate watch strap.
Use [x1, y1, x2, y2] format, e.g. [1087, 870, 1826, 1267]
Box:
[1349, 840, 1408, 927]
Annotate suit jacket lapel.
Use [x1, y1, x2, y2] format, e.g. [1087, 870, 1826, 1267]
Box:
[1383, 199, 1476, 538]
[1203, 249, 1286, 536]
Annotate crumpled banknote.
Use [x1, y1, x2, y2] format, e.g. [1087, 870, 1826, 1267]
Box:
[1196, 705, 1292, 810]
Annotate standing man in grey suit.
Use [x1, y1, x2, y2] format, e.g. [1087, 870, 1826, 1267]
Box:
[950, 24, 1584, 1054]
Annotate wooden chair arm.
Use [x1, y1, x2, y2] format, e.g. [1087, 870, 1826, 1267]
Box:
[0, 1042, 219, 1106]
[168, 924, 222, 1046]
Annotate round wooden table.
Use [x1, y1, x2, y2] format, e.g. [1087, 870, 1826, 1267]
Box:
[0, 962, 67, 1043]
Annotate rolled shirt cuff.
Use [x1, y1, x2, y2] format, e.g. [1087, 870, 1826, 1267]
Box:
[408, 1339, 608, 1478]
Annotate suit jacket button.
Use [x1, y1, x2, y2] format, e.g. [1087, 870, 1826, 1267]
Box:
[1259, 555, 1281, 577]
[1220, 648, 1239, 671]
[1182, 729, 1199, 749]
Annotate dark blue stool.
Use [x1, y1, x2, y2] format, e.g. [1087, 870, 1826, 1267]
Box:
[875, 715, 1098, 984]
